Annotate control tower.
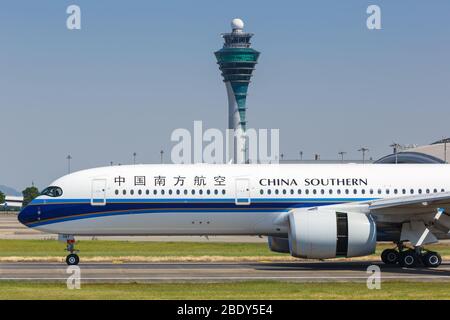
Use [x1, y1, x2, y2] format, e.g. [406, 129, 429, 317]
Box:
[215, 18, 260, 164]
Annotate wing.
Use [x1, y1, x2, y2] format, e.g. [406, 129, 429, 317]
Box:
[367, 192, 450, 245]
[368, 192, 450, 214]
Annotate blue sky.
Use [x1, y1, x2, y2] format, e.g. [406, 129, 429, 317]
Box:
[1, 0, 450, 191]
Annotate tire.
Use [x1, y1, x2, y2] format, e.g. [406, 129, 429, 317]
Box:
[381, 249, 399, 265]
[399, 250, 418, 268]
[423, 251, 442, 268]
[66, 253, 80, 266]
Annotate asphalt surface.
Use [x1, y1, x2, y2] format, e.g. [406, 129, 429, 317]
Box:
[1, 260, 450, 283]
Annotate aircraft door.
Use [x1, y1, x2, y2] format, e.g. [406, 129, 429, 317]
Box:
[235, 178, 251, 205]
[91, 179, 107, 206]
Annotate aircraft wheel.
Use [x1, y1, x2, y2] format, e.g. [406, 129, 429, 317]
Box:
[66, 253, 80, 266]
[399, 250, 419, 268]
[423, 251, 442, 268]
[381, 249, 399, 265]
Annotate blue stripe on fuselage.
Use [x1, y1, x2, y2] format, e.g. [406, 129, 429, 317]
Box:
[21, 197, 376, 228]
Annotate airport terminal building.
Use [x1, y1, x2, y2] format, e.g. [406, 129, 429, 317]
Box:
[0, 195, 23, 211]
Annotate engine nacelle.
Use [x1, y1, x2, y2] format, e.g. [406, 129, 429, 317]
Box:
[288, 209, 376, 259]
[268, 236, 290, 253]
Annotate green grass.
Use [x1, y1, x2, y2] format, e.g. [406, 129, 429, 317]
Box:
[0, 239, 450, 258]
[0, 281, 449, 300]
[0, 239, 284, 257]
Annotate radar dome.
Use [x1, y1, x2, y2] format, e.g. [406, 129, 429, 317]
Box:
[231, 18, 244, 31]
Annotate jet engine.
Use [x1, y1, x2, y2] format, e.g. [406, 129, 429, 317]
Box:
[268, 236, 290, 253]
[288, 209, 376, 259]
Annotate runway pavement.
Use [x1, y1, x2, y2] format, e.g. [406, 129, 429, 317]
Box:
[1, 260, 450, 283]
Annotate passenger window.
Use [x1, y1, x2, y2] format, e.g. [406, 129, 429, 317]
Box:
[123, 190, 126, 195]
[115, 190, 119, 195]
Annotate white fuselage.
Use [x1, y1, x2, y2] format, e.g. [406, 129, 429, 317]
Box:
[18, 164, 450, 237]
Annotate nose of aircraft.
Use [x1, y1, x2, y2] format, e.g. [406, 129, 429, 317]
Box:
[18, 205, 34, 225]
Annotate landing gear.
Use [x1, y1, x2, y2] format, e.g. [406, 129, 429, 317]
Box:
[65, 238, 80, 265]
[380, 243, 442, 268]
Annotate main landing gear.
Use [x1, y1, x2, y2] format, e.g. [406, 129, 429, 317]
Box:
[381, 243, 442, 268]
[65, 238, 80, 266]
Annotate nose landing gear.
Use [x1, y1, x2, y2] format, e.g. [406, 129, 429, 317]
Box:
[381, 243, 442, 268]
[65, 238, 80, 266]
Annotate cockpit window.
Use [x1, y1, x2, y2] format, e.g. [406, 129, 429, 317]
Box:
[40, 186, 63, 197]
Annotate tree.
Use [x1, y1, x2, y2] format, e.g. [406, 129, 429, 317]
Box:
[0, 191, 5, 205]
[22, 186, 39, 207]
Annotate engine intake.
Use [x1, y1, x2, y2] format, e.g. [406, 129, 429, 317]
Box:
[288, 209, 376, 259]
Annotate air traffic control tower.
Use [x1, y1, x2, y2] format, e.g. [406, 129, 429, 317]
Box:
[215, 18, 260, 164]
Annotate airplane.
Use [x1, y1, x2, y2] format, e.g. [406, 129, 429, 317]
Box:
[18, 163, 450, 267]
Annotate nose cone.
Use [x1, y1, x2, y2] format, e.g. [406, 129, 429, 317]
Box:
[18, 205, 35, 226]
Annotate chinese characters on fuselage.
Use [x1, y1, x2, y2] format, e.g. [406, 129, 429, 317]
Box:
[113, 175, 227, 187]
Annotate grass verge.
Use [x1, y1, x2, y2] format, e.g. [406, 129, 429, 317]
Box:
[0, 281, 449, 300]
[0, 240, 449, 262]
